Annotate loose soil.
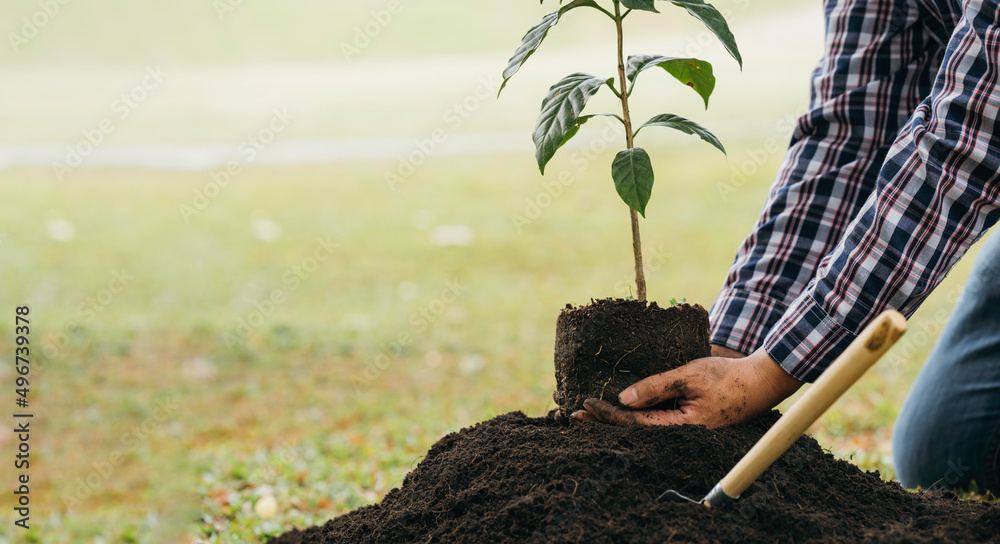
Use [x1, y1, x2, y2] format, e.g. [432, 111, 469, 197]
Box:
[553, 299, 710, 420]
[268, 411, 1000, 543]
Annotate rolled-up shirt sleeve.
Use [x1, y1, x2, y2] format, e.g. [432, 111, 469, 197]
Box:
[710, 0, 949, 356]
[763, 4, 1000, 381]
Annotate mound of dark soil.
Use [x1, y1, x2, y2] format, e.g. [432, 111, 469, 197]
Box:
[268, 411, 1000, 543]
[553, 299, 710, 419]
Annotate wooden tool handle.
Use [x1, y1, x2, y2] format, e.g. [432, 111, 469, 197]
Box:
[718, 310, 908, 499]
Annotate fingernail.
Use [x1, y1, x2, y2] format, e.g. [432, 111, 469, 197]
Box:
[570, 410, 586, 419]
[619, 387, 638, 406]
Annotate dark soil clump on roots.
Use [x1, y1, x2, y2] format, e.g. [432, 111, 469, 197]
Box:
[553, 299, 710, 420]
[268, 411, 1000, 543]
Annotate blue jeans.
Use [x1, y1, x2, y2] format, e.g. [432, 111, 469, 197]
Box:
[893, 229, 1000, 492]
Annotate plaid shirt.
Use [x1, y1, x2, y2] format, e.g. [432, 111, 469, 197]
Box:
[710, 0, 1000, 382]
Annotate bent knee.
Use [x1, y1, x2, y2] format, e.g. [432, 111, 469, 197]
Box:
[893, 415, 999, 492]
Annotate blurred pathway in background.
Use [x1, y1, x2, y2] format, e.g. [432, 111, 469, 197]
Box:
[0, 5, 821, 171]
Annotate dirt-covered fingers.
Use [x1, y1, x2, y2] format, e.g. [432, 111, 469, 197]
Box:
[577, 398, 686, 426]
[575, 399, 637, 425]
[569, 409, 598, 423]
[631, 409, 687, 426]
[553, 409, 572, 427]
[618, 368, 693, 409]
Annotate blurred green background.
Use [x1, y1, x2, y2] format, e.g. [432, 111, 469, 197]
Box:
[0, 0, 982, 542]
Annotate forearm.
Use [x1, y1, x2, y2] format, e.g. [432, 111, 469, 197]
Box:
[764, 8, 1000, 381]
[710, 0, 943, 354]
[748, 347, 803, 405]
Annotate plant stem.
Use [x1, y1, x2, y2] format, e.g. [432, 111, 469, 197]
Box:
[613, 1, 646, 302]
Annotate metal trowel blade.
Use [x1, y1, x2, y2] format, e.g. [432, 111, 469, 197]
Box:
[656, 489, 702, 504]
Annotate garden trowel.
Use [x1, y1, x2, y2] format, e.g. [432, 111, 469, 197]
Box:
[658, 309, 908, 507]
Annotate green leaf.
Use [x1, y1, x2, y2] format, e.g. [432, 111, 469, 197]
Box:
[666, 0, 742, 68]
[499, 0, 602, 95]
[533, 73, 614, 173]
[556, 113, 624, 152]
[635, 113, 726, 154]
[620, 0, 659, 12]
[626, 55, 715, 107]
[612, 148, 655, 216]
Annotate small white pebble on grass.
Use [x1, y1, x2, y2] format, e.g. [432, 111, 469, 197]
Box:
[181, 357, 218, 380]
[46, 218, 76, 241]
[458, 354, 486, 377]
[345, 314, 372, 331]
[254, 494, 278, 519]
[397, 281, 419, 301]
[411, 209, 435, 230]
[166, 421, 185, 437]
[296, 406, 323, 423]
[445, 306, 466, 324]
[429, 225, 474, 247]
[424, 350, 444, 368]
[252, 219, 282, 242]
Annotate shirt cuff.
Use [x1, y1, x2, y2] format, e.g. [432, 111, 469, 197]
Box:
[761, 292, 857, 382]
[709, 289, 790, 356]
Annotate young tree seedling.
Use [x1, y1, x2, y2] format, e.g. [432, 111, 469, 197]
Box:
[499, 0, 741, 301]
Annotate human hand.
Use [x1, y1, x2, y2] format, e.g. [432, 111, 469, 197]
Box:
[571, 348, 802, 428]
[711, 344, 747, 359]
[552, 345, 745, 425]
